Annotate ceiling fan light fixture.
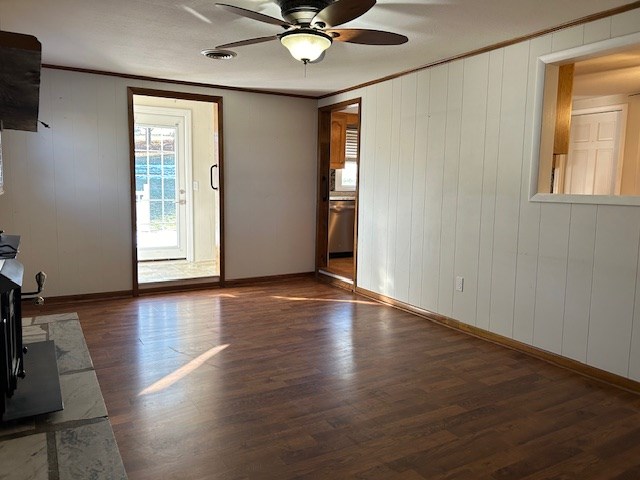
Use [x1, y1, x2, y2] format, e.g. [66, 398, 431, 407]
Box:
[280, 29, 332, 63]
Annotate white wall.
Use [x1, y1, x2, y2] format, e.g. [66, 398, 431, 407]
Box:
[321, 7, 640, 380]
[0, 69, 318, 296]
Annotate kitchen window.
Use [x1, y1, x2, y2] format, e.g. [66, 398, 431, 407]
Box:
[335, 126, 358, 191]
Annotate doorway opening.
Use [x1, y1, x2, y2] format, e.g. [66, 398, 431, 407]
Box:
[128, 88, 224, 293]
[316, 99, 360, 286]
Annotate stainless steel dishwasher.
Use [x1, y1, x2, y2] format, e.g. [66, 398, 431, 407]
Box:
[328, 199, 355, 254]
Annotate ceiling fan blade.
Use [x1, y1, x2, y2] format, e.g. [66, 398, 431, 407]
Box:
[216, 35, 279, 49]
[216, 3, 291, 28]
[326, 28, 408, 45]
[312, 0, 376, 27]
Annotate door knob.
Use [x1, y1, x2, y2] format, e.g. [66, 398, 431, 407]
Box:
[175, 199, 186, 205]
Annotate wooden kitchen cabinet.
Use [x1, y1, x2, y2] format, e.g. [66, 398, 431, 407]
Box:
[330, 112, 347, 169]
[330, 112, 359, 170]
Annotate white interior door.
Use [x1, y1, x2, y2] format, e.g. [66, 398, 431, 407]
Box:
[565, 108, 625, 195]
[134, 109, 191, 261]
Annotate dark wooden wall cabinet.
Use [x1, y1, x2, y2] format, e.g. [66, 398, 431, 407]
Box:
[329, 112, 358, 170]
[0, 31, 42, 132]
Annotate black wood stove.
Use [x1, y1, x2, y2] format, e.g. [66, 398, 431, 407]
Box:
[0, 234, 25, 417]
[0, 233, 62, 421]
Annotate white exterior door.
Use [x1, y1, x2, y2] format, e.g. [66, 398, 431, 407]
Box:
[134, 109, 191, 261]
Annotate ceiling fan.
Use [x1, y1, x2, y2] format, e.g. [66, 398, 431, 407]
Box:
[213, 0, 408, 64]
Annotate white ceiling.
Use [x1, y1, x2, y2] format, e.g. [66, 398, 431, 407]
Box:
[573, 46, 640, 97]
[1, 0, 637, 97]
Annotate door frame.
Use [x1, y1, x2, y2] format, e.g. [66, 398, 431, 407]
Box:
[316, 98, 361, 289]
[127, 87, 225, 295]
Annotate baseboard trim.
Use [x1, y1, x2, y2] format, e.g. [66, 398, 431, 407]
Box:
[22, 273, 316, 304]
[26, 290, 134, 305]
[316, 271, 354, 292]
[223, 272, 315, 288]
[138, 281, 221, 296]
[355, 286, 640, 395]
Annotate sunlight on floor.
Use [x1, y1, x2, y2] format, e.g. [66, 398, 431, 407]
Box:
[271, 295, 378, 306]
[138, 259, 218, 283]
[326, 256, 354, 280]
[138, 344, 229, 396]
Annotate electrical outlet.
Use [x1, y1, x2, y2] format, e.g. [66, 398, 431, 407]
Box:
[193, 181, 199, 191]
[455, 276, 464, 292]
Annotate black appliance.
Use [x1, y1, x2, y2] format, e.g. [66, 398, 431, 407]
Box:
[0, 233, 61, 421]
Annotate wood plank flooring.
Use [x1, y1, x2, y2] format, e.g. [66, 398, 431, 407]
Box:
[24, 278, 640, 479]
[326, 256, 354, 280]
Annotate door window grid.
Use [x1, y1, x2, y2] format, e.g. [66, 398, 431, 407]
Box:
[135, 125, 178, 234]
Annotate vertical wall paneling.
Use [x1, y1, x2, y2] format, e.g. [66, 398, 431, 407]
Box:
[226, 95, 271, 275]
[488, 42, 530, 337]
[452, 55, 490, 326]
[16, 73, 61, 292]
[223, 93, 316, 279]
[562, 204, 597, 362]
[533, 203, 571, 354]
[551, 25, 585, 52]
[371, 82, 393, 294]
[94, 76, 125, 292]
[323, 7, 640, 381]
[358, 89, 377, 291]
[36, 83, 61, 285]
[51, 70, 82, 294]
[512, 35, 552, 344]
[588, 206, 640, 376]
[73, 76, 102, 292]
[437, 61, 464, 318]
[385, 79, 402, 298]
[114, 77, 134, 269]
[394, 74, 418, 303]
[611, 8, 640, 37]
[420, 65, 448, 313]
[3, 134, 31, 254]
[475, 49, 504, 331]
[629, 234, 640, 381]
[583, 17, 612, 43]
[407, 70, 430, 306]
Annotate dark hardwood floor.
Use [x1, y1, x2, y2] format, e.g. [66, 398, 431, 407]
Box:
[24, 278, 640, 479]
[326, 256, 354, 280]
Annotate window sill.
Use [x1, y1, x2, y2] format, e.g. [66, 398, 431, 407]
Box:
[531, 193, 640, 207]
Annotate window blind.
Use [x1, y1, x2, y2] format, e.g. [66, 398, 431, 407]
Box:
[345, 127, 358, 160]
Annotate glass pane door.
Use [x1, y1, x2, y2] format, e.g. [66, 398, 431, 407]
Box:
[135, 122, 187, 260]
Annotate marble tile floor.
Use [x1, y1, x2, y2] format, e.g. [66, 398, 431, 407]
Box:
[137, 259, 218, 284]
[0, 313, 127, 479]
